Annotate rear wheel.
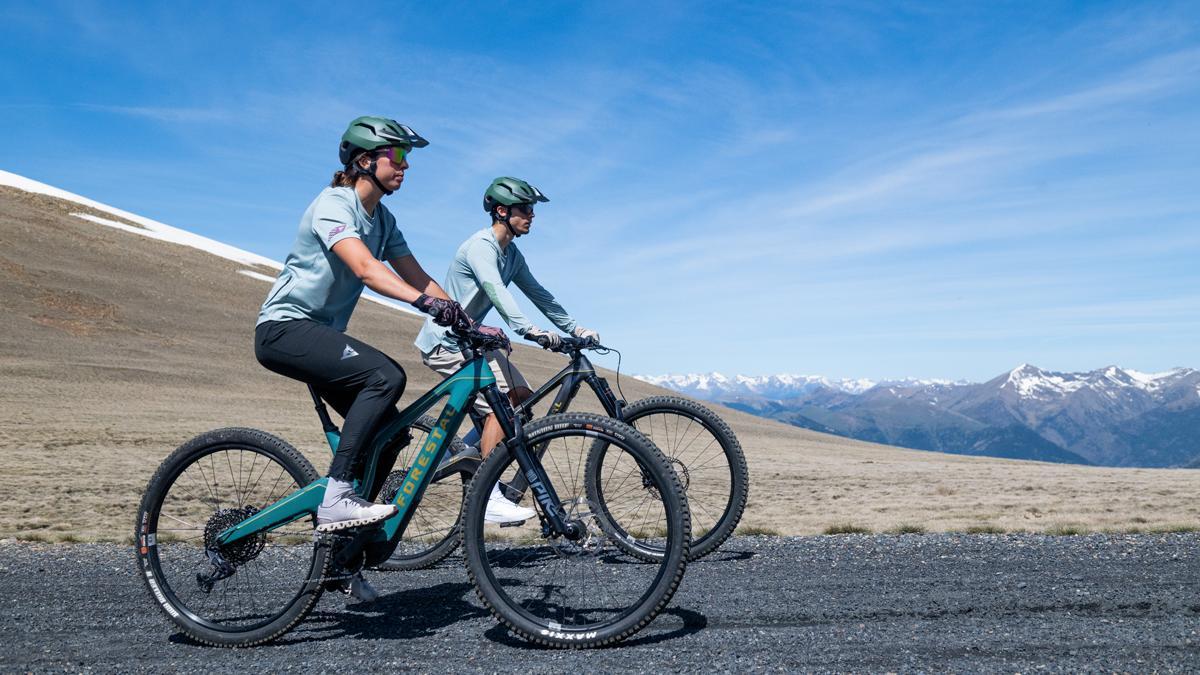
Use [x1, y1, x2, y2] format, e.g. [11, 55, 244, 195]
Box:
[134, 427, 326, 647]
[371, 415, 472, 571]
[463, 413, 690, 648]
[607, 396, 748, 561]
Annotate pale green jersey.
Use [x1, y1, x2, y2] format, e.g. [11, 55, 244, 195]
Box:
[415, 228, 576, 354]
[257, 186, 411, 331]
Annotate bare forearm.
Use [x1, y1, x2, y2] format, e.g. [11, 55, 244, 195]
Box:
[360, 260, 422, 304]
[422, 280, 451, 300]
[388, 255, 450, 300]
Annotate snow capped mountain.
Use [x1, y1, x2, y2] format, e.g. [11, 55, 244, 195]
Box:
[643, 364, 1200, 467]
[641, 365, 1195, 406]
[634, 372, 862, 398]
[999, 363, 1192, 400]
[634, 372, 958, 399]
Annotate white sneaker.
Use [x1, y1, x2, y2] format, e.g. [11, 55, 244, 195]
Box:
[317, 479, 397, 532]
[348, 572, 379, 602]
[484, 482, 536, 524]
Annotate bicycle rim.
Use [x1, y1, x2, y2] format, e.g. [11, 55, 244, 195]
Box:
[620, 397, 747, 560]
[140, 435, 323, 640]
[464, 414, 689, 647]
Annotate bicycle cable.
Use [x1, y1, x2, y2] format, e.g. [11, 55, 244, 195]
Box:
[590, 343, 627, 403]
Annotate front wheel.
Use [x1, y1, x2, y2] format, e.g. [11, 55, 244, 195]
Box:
[462, 413, 690, 648]
[134, 428, 327, 647]
[610, 396, 749, 561]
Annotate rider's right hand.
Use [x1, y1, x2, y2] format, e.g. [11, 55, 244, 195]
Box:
[411, 294, 471, 328]
[524, 328, 561, 349]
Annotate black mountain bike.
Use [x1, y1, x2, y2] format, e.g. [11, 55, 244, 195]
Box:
[135, 327, 690, 648]
[376, 334, 748, 571]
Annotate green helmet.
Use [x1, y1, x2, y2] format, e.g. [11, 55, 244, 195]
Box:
[483, 176, 549, 214]
[339, 116, 429, 165]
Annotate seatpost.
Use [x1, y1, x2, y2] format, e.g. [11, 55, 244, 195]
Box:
[307, 385, 339, 434]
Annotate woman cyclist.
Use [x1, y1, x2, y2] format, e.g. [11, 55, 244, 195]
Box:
[254, 116, 477, 599]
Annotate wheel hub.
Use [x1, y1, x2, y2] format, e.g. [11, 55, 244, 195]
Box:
[548, 498, 607, 557]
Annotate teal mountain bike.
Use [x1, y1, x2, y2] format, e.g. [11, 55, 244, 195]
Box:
[135, 327, 691, 648]
[377, 334, 748, 571]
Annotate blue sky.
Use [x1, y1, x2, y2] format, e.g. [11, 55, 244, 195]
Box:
[2, 2, 1198, 381]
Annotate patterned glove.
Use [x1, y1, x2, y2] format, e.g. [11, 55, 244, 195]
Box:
[526, 328, 562, 349]
[477, 325, 511, 353]
[411, 294, 470, 328]
[572, 326, 600, 342]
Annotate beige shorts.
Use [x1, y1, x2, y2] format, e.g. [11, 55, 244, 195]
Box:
[422, 345, 530, 416]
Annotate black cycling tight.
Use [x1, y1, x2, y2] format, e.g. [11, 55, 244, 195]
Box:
[255, 319, 406, 482]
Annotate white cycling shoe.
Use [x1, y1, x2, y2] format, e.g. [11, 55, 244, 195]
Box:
[317, 479, 397, 532]
[484, 482, 536, 524]
[348, 572, 379, 602]
[331, 571, 380, 603]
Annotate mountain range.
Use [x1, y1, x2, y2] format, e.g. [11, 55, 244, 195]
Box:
[638, 365, 1200, 467]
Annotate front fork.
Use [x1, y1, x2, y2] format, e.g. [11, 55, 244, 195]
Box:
[481, 384, 583, 540]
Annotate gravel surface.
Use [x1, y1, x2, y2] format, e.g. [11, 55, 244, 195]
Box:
[1, 534, 1198, 672]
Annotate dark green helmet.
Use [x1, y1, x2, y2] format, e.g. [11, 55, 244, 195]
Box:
[339, 116, 429, 165]
[483, 176, 549, 213]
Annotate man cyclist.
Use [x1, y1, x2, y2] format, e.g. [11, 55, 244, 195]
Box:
[413, 176, 599, 523]
[255, 116, 483, 599]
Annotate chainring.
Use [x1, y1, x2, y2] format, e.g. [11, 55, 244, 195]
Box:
[378, 468, 409, 504]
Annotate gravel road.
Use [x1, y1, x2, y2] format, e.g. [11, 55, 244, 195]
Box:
[2, 534, 1198, 672]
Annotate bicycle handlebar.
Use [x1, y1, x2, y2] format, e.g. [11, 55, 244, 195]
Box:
[448, 323, 603, 356]
[450, 322, 512, 353]
[523, 333, 604, 354]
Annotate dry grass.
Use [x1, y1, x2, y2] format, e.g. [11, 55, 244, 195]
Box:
[736, 524, 782, 536]
[887, 524, 927, 535]
[3, 187, 1200, 542]
[824, 523, 872, 535]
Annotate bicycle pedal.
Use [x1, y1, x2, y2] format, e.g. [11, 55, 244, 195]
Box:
[499, 520, 527, 528]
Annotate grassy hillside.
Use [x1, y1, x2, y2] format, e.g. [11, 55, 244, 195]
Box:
[2, 184, 1199, 541]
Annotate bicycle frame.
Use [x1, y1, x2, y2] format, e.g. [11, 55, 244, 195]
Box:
[215, 351, 578, 548]
[466, 348, 625, 438]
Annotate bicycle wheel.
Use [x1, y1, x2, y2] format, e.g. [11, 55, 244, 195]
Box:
[135, 427, 327, 647]
[463, 413, 690, 648]
[371, 415, 471, 571]
[607, 396, 749, 561]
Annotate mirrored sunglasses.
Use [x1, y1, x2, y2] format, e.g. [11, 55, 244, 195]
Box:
[377, 146, 409, 163]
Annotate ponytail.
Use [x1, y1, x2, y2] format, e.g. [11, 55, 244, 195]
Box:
[330, 165, 356, 188]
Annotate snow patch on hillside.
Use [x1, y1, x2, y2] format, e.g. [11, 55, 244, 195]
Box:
[3, 170, 421, 317]
[1, 170, 280, 270]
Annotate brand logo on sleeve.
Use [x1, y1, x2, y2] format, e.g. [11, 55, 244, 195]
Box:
[341, 345, 359, 360]
[326, 225, 347, 241]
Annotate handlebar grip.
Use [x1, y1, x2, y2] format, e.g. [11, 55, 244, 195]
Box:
[524, 333, 553, 348]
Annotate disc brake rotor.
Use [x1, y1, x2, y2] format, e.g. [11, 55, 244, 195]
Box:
[668, 457, 690, 491]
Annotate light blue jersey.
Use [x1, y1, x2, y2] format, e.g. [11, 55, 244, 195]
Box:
[257, 186, 411, 331]
[415, 228, 576, 354]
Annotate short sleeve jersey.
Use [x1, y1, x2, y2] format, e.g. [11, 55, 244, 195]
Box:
[257, 186, 411, 331]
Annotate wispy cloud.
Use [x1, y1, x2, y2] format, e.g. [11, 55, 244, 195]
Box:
[77, 104, 234, 124]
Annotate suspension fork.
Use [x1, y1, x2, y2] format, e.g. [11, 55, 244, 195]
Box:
[586, 374, 625, 420]
[481, 384, 583, 540]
